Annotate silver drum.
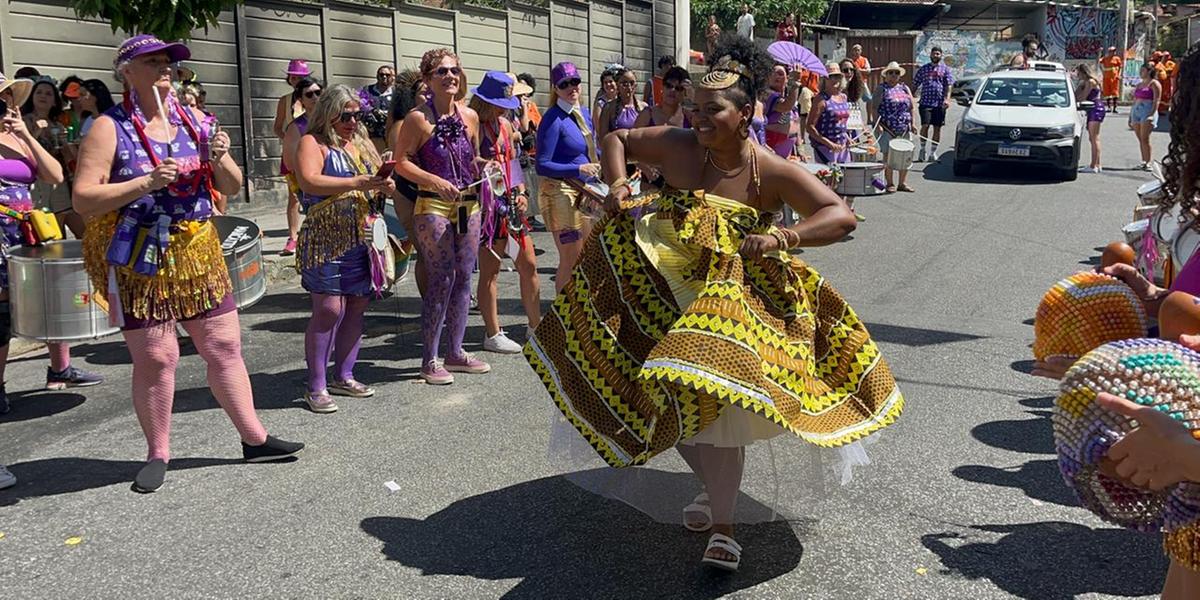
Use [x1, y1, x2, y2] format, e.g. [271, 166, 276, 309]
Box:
[836, 162, 885, 196]
[7, 240, 119, 342]
[213, 216, 266, 310]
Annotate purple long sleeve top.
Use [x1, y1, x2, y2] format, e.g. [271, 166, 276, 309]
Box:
[535, 102, 595, 180]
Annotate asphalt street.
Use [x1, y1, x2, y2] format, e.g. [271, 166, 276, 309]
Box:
[0, 107, 1176, 599]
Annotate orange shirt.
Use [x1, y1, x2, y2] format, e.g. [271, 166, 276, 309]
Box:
[852, 55, 870, 80]
[652, 76, 664, 106]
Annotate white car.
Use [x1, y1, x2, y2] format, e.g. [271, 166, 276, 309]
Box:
[953, 63, 1093, 181]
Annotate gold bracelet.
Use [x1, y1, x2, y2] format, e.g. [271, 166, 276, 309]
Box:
[770, 229, 789, 250]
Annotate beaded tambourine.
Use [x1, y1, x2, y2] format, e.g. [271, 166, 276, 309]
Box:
[1054, 338, 1200, 531]
[1033, 272, 1150, 361]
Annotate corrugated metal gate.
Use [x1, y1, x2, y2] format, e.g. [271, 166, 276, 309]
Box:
[845, 35, 915, 90]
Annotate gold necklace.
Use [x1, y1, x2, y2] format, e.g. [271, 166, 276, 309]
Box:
[704, 143, 761, 197]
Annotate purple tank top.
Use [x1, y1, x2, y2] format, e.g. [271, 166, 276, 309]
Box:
[415, 101, 478, 189]
[300, 145, 360, 210]
[107, 104, 214, 223]
[280, 114, 309, 176]
[816, 93, 850, 144]
[611, 103, 640, 131]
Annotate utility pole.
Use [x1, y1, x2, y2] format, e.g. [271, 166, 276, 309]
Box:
[1118, 0, 1130, 60]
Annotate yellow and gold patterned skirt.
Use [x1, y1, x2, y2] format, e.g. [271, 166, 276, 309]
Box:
[525, 189, 904, 467]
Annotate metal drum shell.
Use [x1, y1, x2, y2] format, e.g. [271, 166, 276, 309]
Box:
[6, 240, 119, 342]
[213, 216, 266, 310]
[1138, 180, 1166, 206]
[836, 162, 884, 196]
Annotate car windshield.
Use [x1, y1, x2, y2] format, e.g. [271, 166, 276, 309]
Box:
[976, 77, 1070, 107]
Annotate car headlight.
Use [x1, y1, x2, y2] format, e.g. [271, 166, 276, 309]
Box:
[1046, 124, 1074, 138]
[960, 119, 985, 134]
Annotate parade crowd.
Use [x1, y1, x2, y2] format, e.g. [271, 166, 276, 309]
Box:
[0, 18, 1195, 589]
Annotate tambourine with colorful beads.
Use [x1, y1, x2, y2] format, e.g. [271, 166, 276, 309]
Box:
[1033, 272, 1150, 361]
[1054, 338, 1200, 531]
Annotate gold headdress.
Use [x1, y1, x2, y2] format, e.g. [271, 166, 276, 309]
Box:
[699, 56, 753, 90]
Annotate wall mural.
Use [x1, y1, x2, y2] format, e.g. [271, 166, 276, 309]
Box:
[1044, 6, 1119, 60]
[914, 31, 1021, 80]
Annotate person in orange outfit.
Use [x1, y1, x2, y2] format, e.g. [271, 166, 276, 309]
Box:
[1099, 46, 1123, 114]
[1160, 51, 1177, 114]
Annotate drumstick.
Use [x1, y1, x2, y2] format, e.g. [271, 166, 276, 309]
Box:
[153, 87, 172, 158]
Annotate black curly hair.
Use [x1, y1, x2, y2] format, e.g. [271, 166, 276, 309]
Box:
[1164, 42, 1200, 219]
[706, 32, 773, 109]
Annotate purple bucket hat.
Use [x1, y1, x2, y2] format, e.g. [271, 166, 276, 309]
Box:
[471, 71, 520, 110]
[551, 62, 581, 87]
[115, 34, 191, 66]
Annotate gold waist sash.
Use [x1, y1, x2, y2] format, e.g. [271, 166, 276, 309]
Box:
[296, 190, 371, 271]
[83, 214, 232, 322]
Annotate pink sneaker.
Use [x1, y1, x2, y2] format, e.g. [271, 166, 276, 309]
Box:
[420, 360, 454, 385]
[281, 238, 297, 256]
[444, 352, 491, 374]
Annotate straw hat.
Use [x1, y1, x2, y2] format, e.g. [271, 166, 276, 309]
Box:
[507, 72, 533, 96]
[824, 62, 843, 77]
[0, 72, 33, 107]
[881, 61, 906, 77]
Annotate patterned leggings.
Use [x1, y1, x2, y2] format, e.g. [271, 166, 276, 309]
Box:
[414, 211, 481, 365]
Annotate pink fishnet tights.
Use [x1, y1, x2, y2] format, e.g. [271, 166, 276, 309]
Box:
[123, 311, 268, 462]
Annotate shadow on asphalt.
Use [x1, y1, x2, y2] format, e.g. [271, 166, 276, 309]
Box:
[1018, 395, 1054, 409]
[952, 459, 1077, 507]
[1009, 359, 1035, 374]
[921, 522, 1166, 600]
[864, 322, 985, 347]
[969, 410, 1054, 455]
[362, 473, 805, 598]
[0, 457, 243, 507]
[921, 152, 1070, 184]
[0, 391, 86, 423]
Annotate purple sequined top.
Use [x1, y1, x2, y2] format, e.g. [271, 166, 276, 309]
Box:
[107, 104, 214, 223]
[610, 103, 640, 131]
[300, 146, 360, 209]
[815, 93, 850, 144]
[416, 101, 479, 189]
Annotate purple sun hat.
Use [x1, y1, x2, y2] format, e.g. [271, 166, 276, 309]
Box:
[471, 71, 520, 110]
[551, 62, 582, 87]
[115, 34, 191, 66]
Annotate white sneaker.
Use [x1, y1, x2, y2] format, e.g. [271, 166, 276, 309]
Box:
[0, 465, 15, 490]
[918, 149, 927, 162]
[483, 331, 523, 354]
[1080, 166, 1099, 173]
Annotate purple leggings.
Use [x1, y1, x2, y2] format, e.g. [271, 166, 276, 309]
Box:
[415, 211, 481, 364]
[305, 293, 369, 393]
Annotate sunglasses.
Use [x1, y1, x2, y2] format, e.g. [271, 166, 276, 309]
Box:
[556, 78, 581, 90]
[338, 111, 359, 123]
[434, 66, 462, 77]
[304, 89, 322, 99]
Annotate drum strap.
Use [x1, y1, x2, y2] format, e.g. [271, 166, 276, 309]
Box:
[126, 99, 217, 202]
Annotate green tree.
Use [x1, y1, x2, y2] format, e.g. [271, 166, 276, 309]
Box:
[693, 0, 831, 38]
[69, 0, 236, 41]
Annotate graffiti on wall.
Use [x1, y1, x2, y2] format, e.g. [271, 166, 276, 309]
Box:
[914, 31, 1020, 80]
[1044, 6, 1119, 60]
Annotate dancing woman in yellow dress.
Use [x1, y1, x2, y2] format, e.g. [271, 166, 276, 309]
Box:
[525, 34, 903, 571]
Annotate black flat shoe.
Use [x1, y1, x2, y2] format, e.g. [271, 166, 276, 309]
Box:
[132, 459, 168, 493]
[242, 436, 304, 463]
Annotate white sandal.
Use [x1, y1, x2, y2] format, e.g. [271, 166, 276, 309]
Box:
[700, 532, 742, 572]
[683, 492, 712, 532]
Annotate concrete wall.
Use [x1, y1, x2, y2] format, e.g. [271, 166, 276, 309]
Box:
[0, 0, 683, 206]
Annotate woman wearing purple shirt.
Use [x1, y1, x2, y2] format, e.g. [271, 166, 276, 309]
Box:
[535, 62, 601, 292]
[870, 62, 919, 192]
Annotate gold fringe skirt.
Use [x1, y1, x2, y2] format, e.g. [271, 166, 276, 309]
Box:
[83, 213, 233, 322]
[296, 192, 370, 271]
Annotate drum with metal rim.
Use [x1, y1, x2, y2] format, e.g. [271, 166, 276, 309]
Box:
[1138, 180, 1166, 206]
[1174, 223, 1200, 278]
[1152, 208, 1182, 244]
[213, 215, 266, 310]
[7, 240, 119, 341]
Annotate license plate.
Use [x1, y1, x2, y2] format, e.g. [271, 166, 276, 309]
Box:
[998, 145, 1030, 157]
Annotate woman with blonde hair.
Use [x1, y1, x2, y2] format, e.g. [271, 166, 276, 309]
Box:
[293, 84, 394, 412]
[1075, 63, 1105, 173]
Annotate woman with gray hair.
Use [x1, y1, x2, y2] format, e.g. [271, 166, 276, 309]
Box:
[293, 83, 395, 412]
[74, 35, 303, 493]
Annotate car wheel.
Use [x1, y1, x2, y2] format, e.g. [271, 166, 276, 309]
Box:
[953, 159, 971, 177]
[1061, 167, 1078, 182]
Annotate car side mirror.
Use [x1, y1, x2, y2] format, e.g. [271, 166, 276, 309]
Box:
[1076, 100, 1095, 111]
[956, 97, 972, 107]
